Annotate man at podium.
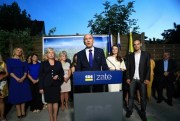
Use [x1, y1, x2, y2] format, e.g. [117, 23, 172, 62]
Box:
[76, 34, 109, 92]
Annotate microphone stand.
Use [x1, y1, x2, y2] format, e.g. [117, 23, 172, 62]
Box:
[105, 57, 118, 92]
[106, 58, 117, 70]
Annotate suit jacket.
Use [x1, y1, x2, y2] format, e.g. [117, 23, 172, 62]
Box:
[76, 47, 109, 71]
[39, 60, 64, 89]
[126, 51, 150, 83]
[155, 59, 176, 82]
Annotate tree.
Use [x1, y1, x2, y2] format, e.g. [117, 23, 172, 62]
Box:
[0, 29, 33, 59]
[48, 27, 56, 36]
[88, 0, 139, 35]
[161, 22, 180, 44]
[0, 2, 31, 31]
[0, 2, 33, 58]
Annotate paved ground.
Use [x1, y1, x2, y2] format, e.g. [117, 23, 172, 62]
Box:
[6, 97, 180, 121]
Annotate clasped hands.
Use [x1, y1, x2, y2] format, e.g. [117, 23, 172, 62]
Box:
[164, 71, 169, 77]
[126, 79, 150, 85]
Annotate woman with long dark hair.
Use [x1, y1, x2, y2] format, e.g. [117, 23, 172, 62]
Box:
[106, 45, 126, 92]
[28, 53, 43, 112]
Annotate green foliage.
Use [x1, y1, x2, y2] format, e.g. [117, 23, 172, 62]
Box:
[48, 27, 56, 36]
[0, 2, 34, 58]
[161, 22, 180, 44]
[0, 29, 33, 58]
[0, 2, 31, 31]
[88, 0, 139, 35]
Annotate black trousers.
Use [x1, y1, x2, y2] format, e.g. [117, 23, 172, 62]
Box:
[157, 77, 174, 103]
[128, 79, 147, 113]
[30, 82, 43, 111]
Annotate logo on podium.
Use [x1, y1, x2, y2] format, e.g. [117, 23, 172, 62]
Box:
[85, 75, 93, 81]
[74, 71, 122, 85]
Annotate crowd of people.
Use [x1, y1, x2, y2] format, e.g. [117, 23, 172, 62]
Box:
[0, 34, 179, 121]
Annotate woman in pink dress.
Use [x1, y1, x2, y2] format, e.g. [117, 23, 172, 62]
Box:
[59, 51, 71, 111]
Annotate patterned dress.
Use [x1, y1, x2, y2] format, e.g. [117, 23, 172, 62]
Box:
[0, 62, 8, 98]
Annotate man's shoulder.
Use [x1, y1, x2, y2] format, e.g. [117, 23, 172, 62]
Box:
[127, 52, 134, 57]
[141, 51, 150, 57]
[77, 49, 85, 55]
[141, 50, 149, 54]
[94, 47, 103, 51]
[94, 47, 104, 54]
[169, 59, 176, 64]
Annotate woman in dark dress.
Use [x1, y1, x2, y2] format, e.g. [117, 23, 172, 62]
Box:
[28, 53, 43, 112]
[39, 48, 64, 121]
[6, 47, 32, 119]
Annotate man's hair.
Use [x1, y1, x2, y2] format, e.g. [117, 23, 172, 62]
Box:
[83, 34, 94, 41]
[133, 39, 141, 43]
[163, 51, 170, 56]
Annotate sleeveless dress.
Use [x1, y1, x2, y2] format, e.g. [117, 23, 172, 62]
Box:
[106, 56, 126, 92]
[7, 58, 32, 104]
[0, 62, 8, 98]
[61, 62, 71, 92]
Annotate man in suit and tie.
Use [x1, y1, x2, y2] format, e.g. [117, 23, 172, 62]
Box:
[126, 39, 150, 121]
[76, 34, 109, 92]
[155, 52, 177, 106]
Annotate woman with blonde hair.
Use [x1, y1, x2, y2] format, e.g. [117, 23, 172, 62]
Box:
[59, 51, 71, 111]
[147, 55, 155, 100]
[0, 54, 8, 121]
[39, 48, 64, 121]
[6, 47, 32, 119]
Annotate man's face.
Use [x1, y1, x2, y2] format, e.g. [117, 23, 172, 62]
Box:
[133, 40, 141, 51]
[84, 34, 94, 48]
[163, 52, 170, 60]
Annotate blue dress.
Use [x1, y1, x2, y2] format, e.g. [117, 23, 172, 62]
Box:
[7, 58, 32, 104]
[28, 62, 43, 110]
[28, 63, 40, 80]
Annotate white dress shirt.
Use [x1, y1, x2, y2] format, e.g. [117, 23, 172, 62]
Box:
[85, 47, 94, 62]
[133, 51, 141, 80]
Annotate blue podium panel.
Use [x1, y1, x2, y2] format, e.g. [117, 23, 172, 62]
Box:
[74, 71, 122, 85]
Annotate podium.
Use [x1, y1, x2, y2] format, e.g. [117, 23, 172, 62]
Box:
[73, 71, 123, 121]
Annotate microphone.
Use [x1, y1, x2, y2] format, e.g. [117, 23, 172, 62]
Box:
[106, 57, 116, 70]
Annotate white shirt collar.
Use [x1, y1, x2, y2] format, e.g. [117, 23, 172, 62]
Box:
[86, 46, 94, 51]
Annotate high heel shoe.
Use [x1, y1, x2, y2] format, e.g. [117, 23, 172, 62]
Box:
[21, 114, 26, 118]
[17, 115, 21, 119]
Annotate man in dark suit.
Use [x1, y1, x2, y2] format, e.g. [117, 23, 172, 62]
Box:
[126, 39, 150, 121]
[155, 52, 177, 106]
[76, 34, 109, 92]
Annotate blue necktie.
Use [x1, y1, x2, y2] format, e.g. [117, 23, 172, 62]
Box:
[89, 49, 93, 67]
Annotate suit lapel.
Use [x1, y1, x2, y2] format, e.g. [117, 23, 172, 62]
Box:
[139, 51, 144, 66]
[167, 59, 170, 71]
[132, 52, 135, 68]
[94, 48, 97, 63]
[82, 49, 90, 67]
[93, 47, 100, 67]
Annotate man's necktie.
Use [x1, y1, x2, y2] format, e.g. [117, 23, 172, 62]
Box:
[89, 49, 93, 67]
